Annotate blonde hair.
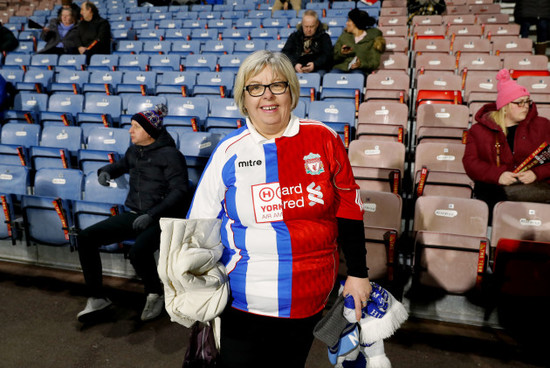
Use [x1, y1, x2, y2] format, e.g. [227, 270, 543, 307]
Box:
[489, 107, 508, 135]
[233, 50, 299, 117]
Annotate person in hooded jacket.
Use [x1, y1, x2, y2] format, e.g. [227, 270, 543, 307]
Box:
[463, 68, 550, 212]
[281, 9, 333, 74]
[76, 104, 190, 323]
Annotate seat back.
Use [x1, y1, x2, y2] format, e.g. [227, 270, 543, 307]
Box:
[33, 168, 83, 200]
[83, 171, 129, 204]
[1, 122, 41, 147]
[86, 127, 130, 155]
[491, 201, 550, 248]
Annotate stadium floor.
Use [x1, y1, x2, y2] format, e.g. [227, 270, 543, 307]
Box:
[0, 260, 547, 368]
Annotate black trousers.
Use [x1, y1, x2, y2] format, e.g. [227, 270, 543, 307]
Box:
[76, 212, 163, 297]
[219, 307, 322, 368]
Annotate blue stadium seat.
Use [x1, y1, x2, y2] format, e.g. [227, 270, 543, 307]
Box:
[193, 71, 235, 97]
[132, 20, 154, 30]
[57, 55, 87, 71]
[234, 40, 266, 55]
[249, 27, 279, 40]
[30, 146, 72, 170]
[183, 54, 218, 72]
[206, 19, 233, 31]
[266, 39, 286, 52]
[247, 10, 271, 19]
[0, 163, 30, 197]
[190, 28, 219, 41]
[308, 100, 356, 148]
[221, 10, 246, 20]
[111, 20, 133, 32]
[138, 28, 165, 41]
[16, 69, 54, 93]
[41, 93, 84, 126]
[13, 92, 49, 114]
[50, 70, 90, 94]
[40, 125, 83, 156]
[179, 131, 224, 188]
[216, 54, 243, 73]
[115, 40, 144, 54]
[155, 71, 197, 96]
[0, 69, 24, 88]
[158, 19, 183, 29]
[148, 54, 182, 71]
[297, 72, 322, 101]
[262, 17, 289, 28]
[30, 54, 58, 69]
[320, 73, 365, 101]
[164, 28, 192, 40]
[86, 127, 130, 155]
[197, 11, 222, 20]
[116, 71, 158, 95]
[0, 189, 18, 243]
[126, 95, 167, 116]
[170, 40, 201, 56]
[11, 41, 33, 54]
[0, 144, 29, 167]
[201, 40, 235, 55]
[235, 18, 262, 29]
[78, 94, 122, 132]
[1, 122, 41, 147]
[204, 98, 244, 133]
[220, 28, 248, 40]
[77, 149, 120, 176]
[33, 167, 83, 199]
[118, 54, 150, 71]
[4, 53, 31, 68]
[165, 95, 210, 130]
[88, 54, 120, 71]
[82, 171, 129, 204]
[82, 70, 124, 95]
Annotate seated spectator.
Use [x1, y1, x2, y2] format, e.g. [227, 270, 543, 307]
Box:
[514, 0, 549, 55]
[271, 0, 301, 16]
[0, 22, 19, 53]
[76, 104, 190, 323]
[78, 1, 112, 60]
[282, 10, 333, 74]
[463, 69, 550, 213]
[58, 0, 81, 22]
[38, 8, 80, 55]
[332, 8, 385, 74]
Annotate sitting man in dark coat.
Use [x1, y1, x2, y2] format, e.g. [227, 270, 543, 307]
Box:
[282, 9, 333, 74]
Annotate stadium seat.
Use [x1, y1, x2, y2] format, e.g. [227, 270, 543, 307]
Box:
[296, 72, 321, 101]
[116, 71, 158, 95]
[0, 163, 31, 197]
[412, 196, 489, 294]
[319, 73, 365, 105]
[156, 71, 197, 96]
[356, 101, 408, 143]
[179, 131, 224, 188]
[165, 95, 209, 130]
[56, 54, 87, 70]
[204, 98, 244, 134]
[78, 94, 122, 134]
[41, 93, 84, 126]
[217, 54, 244, 73]
[193, 71, 235, 97]
[183, 54, 218, 72]
[307, 100, 356, 148]
[50, 70, 90, 94]
[360, 190, 403, 281]
[415, 104, 469, 144]
[0, 144, 29, 167]
[148, 54, 182, 71]
[413, 141, 473, 198]
[364, 70, 410, 104]
[88, 54, 120, 71]
[348, 140, 406, 193]
[117, 54, 150, 71]
[40, 125, 83, 156]
[234, 40, 267, 55]
[170, 40, 202, 56]
[1, 122, 41, 147]
[86, 127, 130, 155]
[82, 70, 124, 95]
[16, 69, 54, 94]
[30, 146, 72, 170]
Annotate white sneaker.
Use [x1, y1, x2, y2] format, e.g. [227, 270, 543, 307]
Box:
[141, 293, 164, 321]
[77, 297, 112, 322]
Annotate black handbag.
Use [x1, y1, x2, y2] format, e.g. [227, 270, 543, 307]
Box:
[182, 322, 219, 368]
[503, 182, 550, 203]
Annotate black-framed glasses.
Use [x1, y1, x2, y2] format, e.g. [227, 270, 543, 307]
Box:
[510, 99, 533, 108]
[244, 81, 289, 97]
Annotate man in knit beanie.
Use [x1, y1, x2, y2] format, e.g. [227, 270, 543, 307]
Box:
[76, 104, 191, 324]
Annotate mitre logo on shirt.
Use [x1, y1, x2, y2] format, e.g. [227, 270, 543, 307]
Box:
[251, 181, 325, 223]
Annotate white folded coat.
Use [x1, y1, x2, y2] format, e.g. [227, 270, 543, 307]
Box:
[158, 217, 229, 327]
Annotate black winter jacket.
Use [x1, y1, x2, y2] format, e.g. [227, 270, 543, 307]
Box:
[78, 15, 112, 55]
[514, 0, 550, 20]
[282, 23, 333, 72]
[98, 130, 189, 219]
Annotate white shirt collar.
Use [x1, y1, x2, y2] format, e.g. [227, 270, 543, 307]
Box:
[246, 113, 300, 143]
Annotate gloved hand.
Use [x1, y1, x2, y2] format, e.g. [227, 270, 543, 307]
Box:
[98, 172, 111, 186]
[133, 214, 154, 231]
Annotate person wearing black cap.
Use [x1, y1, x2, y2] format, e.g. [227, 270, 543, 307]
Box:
[332, 7, 386, 74]
[76, 104, 190, 323]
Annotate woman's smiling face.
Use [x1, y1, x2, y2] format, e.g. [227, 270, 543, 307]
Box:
[243, 65, 292, 140]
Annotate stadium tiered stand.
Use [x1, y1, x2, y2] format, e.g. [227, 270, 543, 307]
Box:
[0, 0, 549, 329]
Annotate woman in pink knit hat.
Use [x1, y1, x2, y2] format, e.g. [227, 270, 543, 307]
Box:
[463, 68, 550, 214]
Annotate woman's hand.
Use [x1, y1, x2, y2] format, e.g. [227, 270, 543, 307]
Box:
[498, 171, 519, 185]
[349, 57, 361, 70]
[516, 170, 537, 184]
[78, 46, 87, 54]
[342, 276, 372, 322]
[341, 45, 352, 55]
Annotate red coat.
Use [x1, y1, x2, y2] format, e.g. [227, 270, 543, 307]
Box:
[463, 102, 550, 185]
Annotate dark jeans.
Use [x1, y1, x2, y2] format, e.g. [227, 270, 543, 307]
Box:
[77, 212, 163, 297]
[473, 181, 506, 223]
[219, 306, 322, 368]
[518, 17, 549, 43]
